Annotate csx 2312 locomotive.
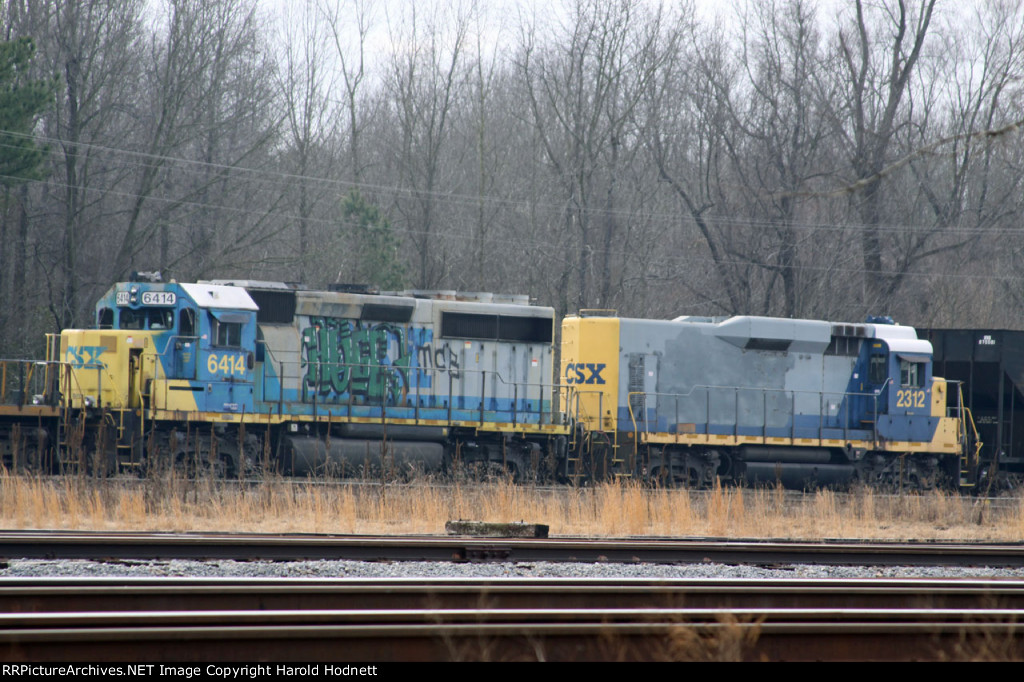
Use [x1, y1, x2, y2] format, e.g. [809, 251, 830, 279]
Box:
[562, 312, 979, 490]
[0, 276, 981, 490]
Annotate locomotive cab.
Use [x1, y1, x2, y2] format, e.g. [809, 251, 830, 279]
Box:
[849, 330, 940, 443]
[61, 280, 258, 416]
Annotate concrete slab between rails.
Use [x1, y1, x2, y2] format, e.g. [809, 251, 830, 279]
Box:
[445, 521, 550, 539]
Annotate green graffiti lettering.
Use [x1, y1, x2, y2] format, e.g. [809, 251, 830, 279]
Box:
[301, 318, 420, 404]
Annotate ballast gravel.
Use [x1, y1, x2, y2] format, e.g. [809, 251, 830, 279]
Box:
[2, 558, 1024, 580]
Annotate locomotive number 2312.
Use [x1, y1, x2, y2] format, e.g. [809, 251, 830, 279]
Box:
[207, 353, 246, 376]
[895, 389, 926, 409]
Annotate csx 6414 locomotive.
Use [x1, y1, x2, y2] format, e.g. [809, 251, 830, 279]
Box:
[0, 276, 981, 490]
[20, 276, 562, 478]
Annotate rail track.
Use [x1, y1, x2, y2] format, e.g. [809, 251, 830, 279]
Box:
[2, 577, 1024, 661]
[3, 530, 1024, 567]
[5, 533, 1024, 661]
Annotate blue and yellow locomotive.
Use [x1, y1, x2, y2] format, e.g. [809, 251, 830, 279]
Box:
[0, 274, 981, 490]
[53, 275, 564, 477]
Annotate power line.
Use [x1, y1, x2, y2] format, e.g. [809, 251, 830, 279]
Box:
[2, 127, 1022, 238]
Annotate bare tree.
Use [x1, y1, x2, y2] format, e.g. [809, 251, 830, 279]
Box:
[717, 0, 836, 317]
[827, 0, 937, 307]
[384, 1, 469, 288]
[517, 0, 669, 314]
[902, 0, 1024, 323]
[643, 9, 752, 314]
[320, 0, 375, 184]
[278, 0, 339, 283]
[35, 0, 144, 328]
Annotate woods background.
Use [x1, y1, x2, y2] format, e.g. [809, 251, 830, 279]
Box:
[1, 0, 1023, 358]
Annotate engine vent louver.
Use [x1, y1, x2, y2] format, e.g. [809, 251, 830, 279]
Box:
[744, 338, 791, 352]
[832, 324, 867, 338]
[248, 290, 296, 324]
[441, 312, 552, 343]
[361, 302, 414, 323]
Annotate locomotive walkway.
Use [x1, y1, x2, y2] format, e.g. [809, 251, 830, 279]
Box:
[2, 577, 1024, 661]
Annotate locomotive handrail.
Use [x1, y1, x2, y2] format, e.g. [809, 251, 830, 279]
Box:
[564, 387, 605, 427]
[626, 392, 643, 442]
[487, 370, 563, 426]
[624, 382, 897, 445]
[564, 386, 617, 466]
[0, 357, 130, 414]
[253, 340, 301, 411]
[0, 358, 68, 407]
[151, 334, 199, 357]
[286, 359, 564, 427]
[947, 380, 982, 485]
[0, 359, 38, 406]
[64, 360, 129, 411]
[633, 383, 889, 399]
[255, 339, 302, 373]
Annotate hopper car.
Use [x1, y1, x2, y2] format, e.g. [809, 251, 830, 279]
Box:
[921, 328, 1024, 490]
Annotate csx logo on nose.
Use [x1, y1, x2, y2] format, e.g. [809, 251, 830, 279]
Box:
[67, 346, 107, 369]
[565, 363, 606, 384]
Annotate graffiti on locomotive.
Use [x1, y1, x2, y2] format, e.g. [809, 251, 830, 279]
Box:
[301, 317, 463, 403]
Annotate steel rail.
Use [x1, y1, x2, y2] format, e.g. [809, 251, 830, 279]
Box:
[5, 606, 1024, 626]
[4, 609, 1024, 661]
[4, 578, 1024, 661]
[3, 577, 1024, 613]
[4, 530, 1024, 566]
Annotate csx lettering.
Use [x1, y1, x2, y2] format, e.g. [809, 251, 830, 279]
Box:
[565, 362, 606, 384]
[66, 346, 107, 369]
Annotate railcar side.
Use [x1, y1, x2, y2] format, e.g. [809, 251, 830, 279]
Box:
[562, 311, 979, 490]
[45, 277, 568, 479]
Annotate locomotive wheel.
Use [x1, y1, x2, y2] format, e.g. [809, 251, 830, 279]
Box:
[649, 466, 688, 488]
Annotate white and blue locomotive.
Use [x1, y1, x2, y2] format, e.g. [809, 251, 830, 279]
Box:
[561, 312, 977, 489]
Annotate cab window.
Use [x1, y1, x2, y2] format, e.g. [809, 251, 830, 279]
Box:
[868, 354, 887, 384]
[148, 308, 173, 329]
[214, 320, 242, 347]
[179, 308, 196, 337]
[900, 360, 924, 387]
[120, 309, 142, 329]
[97, 308, 114, 329]
[119, 308, 172, 330]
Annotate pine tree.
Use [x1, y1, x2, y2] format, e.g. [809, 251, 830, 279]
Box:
[340, 190, 406, 290]
[0, 37, 52, 357]
[0, 37, 52, 186]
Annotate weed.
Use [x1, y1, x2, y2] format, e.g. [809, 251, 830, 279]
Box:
[0, 474, 1020, 540]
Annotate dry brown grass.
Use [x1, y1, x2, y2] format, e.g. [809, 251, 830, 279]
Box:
[2, 471, 1023, 540]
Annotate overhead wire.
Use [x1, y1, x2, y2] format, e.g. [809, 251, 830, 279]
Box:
[1, 124, 1023, 284]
